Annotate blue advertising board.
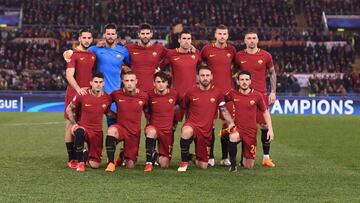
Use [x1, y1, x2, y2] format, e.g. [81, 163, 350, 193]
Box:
[0, 92, 360, 115]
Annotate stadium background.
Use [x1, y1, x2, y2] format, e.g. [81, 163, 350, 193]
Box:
[0, 0, 359, 202]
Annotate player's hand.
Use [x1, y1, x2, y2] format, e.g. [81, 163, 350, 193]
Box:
[96, 40, 106, 47]
[77, 87, 88, 96]
[267, 129, 274, 143]
[189, 45, 196, 53]
[269, 92, 276, 104]
[122, 65, 131, 73]
[63, 50, 73, 63]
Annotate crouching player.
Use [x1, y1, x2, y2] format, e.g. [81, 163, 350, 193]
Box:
[66, 72, 112, 172]
[143, 71, 179, 172]
[105, 71, 148, 172]
[226, 70, 275, 172]
[177, 66, 235, 172]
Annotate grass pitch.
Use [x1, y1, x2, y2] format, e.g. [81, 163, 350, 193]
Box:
[0, 113, 359, 202]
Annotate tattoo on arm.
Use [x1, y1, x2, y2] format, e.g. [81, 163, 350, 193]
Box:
[269, 67, 277, 93]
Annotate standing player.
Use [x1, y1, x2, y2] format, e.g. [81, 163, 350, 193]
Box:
[64, 23, 130, 126]
[201, 24, 236, 167]
[160, 31, 201, 127]
[143, 71, 179, 172]
[226, 71, 274, 172]
[235, 31, 277, 167]
[177, 66, 235, 172]
[125, 23, 167, 92]
[105, 71, 148, 172]
[66, 72, 112, 172]
[64, 28, 96, 169]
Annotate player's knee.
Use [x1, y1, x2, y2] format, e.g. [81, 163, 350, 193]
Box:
[260, 123, 268, 129]
[88, 160, 101, 169]
[126, 160, 136, 169]
[229, 132, 240, 142]
[145, 127, 157, 139]
[197, 161, 208, 169]
[181, 126, 193, 139]
[159, 156, 170, 168]
[107, 127, 118, 136]
[243, 159, 255, 169]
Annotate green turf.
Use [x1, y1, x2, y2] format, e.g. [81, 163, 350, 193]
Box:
[0, 113, 359, 202]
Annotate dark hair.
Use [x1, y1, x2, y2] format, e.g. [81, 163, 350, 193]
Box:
[121, 71, 136, 79]
[92, 72, 104, 79]
[237, 70, 252, 79]
[103, 23, 117, 32]
[138, 23, 152, 32]
[197, 65, 212, 74]
[216, 24, 228, 30]
[178, 30, 191, 39]
[244, 30, 258, 37]
[78, 28, 92, 37]
[153, 71, 170, 82]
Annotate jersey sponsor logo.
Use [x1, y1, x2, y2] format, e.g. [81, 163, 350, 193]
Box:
[85, 104, 91, 107]
[173, 57, 180, 61]
[240, 61, 247, 64]
[210, 98, 215, 103]
[192, 97, 199, 101]
[116, 54, 122, 59]
[80, 57, 85, 61]
[102, 104, 107, 109]
[151, 101, 158, 104]
[250, 100, 255, 105]
[258, 59, 263, 64]
[169, 98, 174, 104]
[139, 100, 144, 106]
[118, 99, 126, 102]
[209, 54, 216, 58]
[227, 53, 231, 58]
[191, 55, 196, 59]
[152, 52, 157, 56]
[133, 52, 140, 55]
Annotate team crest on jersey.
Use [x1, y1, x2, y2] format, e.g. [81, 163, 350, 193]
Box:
[102, 104, 107, 109]
[152, 52, 157, 56]
[258, 59, 263, 64]
[227, 53, 231, 58]
[191, 55, 196, 59]
[169, 98, 174, 104]
[250, 100, 255, 105]
[210, 98, 215, 103]
[116, 54, 121, 59]
[139, 100, 144, 106]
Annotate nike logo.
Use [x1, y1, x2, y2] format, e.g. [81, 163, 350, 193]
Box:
[209, 54, 216, 57]
[151, 101, 158, 104]
[173, 57, 180, 61]
[84, 104, 91, 107]
[119, 99, 125, 102]
[234, 99, 239, 101]
[133, 52, 140, 55]
[240, 61, 247, 64]
[80, 57, 85, 60]
[192, 98, 199, 101]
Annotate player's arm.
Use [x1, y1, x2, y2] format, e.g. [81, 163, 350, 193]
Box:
[268, 66, 277, 104]
[66, 102, 77, 125]
[66, 68, 88, 96]
[263, 109, 274, 142]
[219, 101, 235, 131]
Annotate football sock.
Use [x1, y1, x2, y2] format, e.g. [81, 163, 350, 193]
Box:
[145, 137, 155, 163]
[65, 142, 75, 161]
[209, 128, 215, 159]
[228, 141, 238, 167]
[74, 128, 85, 162]
[180, 138, 191, 162]
[106, 136, 116, 163]
[240, 142, 244, 167]
[221, 130, 229, 159]
[261, 129, 270, 155]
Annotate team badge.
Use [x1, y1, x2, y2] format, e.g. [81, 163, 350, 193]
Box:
[191, 55, 196, 59]
[139, 100, 144, 106]
[169, 98, 174, 104]
[152, 52, 157, 56]
[91, 56, 95, 60]
[258, 59, 263, 64]
[210, 98, 215, 103]
[116, 54, 121, 59]
[102, 104, 107, 109]
[227, 53, 231, 58]
[250, 100, 255, 105]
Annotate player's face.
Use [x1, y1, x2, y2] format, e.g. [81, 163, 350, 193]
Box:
[198, 69, 213, 88]
[178, 33, 192, 49]
[103, 28, 117, 45]
[154, 76, 168, 93]
[138, 29, 153, 45]
[244, 33, 258, 49]
[237, 74, 251, 91]
[122, 74, 137, 92]
[79, 32, 93, 48]
[90, 77, 104, 92]
[215, 29, 228, 44]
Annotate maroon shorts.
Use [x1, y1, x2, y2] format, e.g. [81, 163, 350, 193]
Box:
[72, 125, 103, 163]
[183, 122, 212, 163]
[111, 124, 141, 162]
[146, 125, 174, 159]
[240, 132, 257, 159]
[174, 107, 185, 123]
[256, 93, 269, 125]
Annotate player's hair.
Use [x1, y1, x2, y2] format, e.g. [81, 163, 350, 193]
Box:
[178, 30, 191, 39]
[138, 23, 152, 32]
[121, 71, 136, 79]
[216, 24, 228, 30]
[237, 70, 252, 79]
[103, 23, 117, 32]
[78, 28, 92, 37]
[92, 72, 104, 79]
[244, 30, 258, 37]
[153, 71, 170, 82]
[197, 65, 212, 74]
